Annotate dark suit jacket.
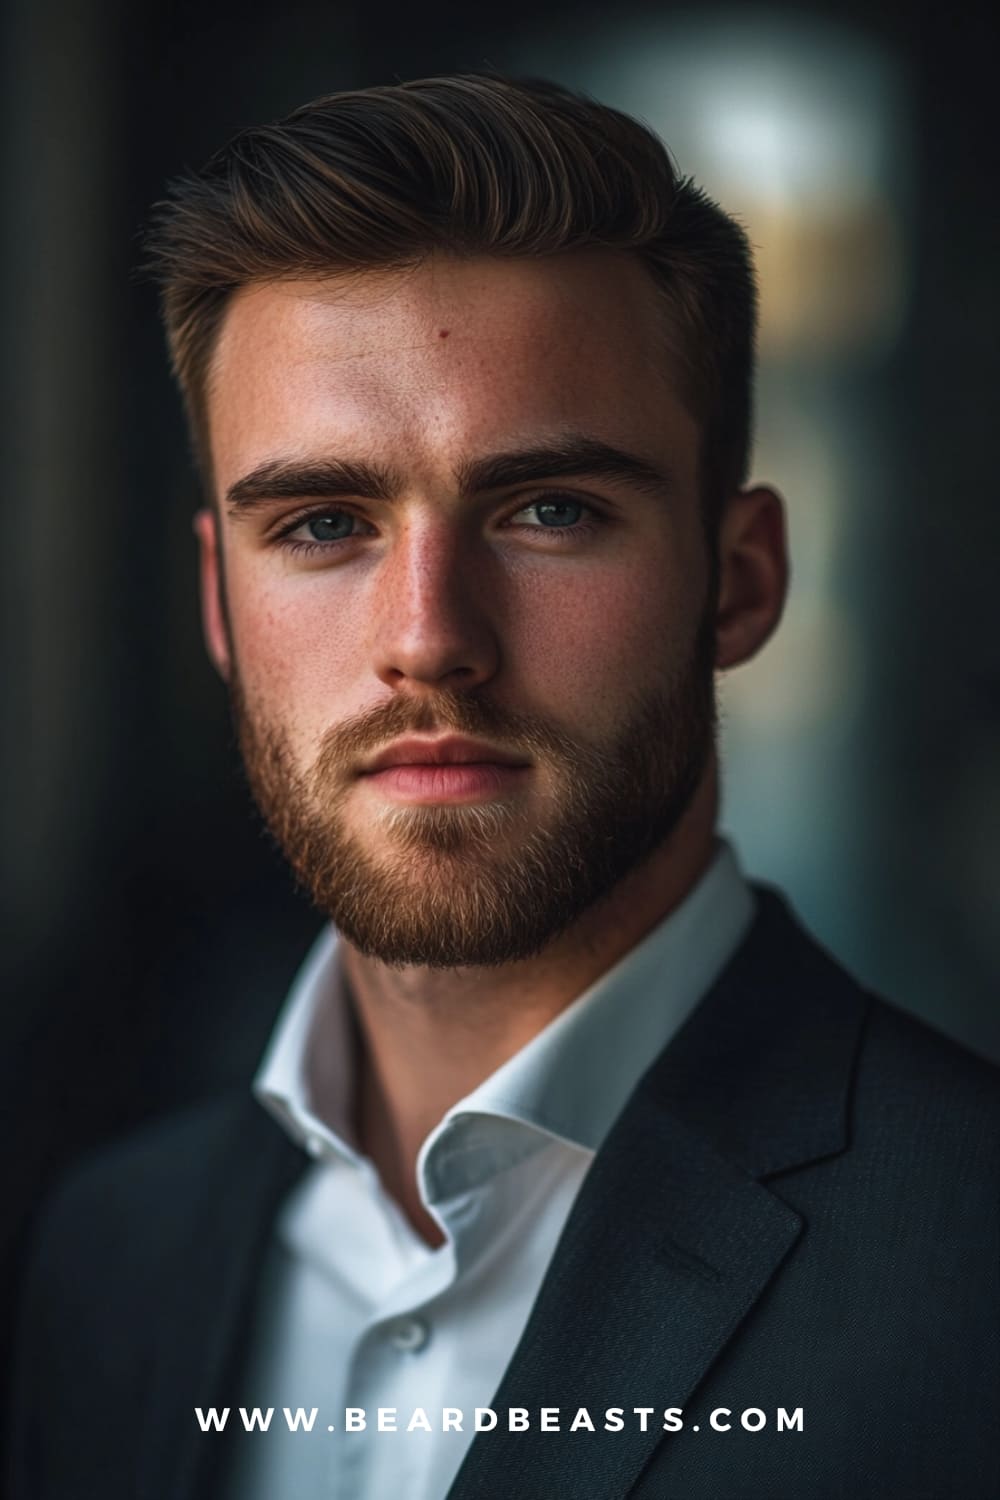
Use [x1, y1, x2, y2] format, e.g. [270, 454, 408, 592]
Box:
[8, 889, 1000, 1499]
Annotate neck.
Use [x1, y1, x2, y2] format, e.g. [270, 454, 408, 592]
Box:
[340, 760, 719, 1245]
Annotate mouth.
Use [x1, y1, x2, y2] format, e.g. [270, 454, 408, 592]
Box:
[359, 736, 531, 804]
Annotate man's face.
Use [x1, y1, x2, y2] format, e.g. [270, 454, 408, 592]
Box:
[202, 252, 718, 967]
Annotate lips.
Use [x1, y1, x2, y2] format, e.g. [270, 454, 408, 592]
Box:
[363, 735, 529, 773]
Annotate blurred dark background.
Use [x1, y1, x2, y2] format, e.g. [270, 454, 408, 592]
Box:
[2, 0, 997, 1414]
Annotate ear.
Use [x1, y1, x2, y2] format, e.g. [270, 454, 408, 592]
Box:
[192, 507, 232, 681]
[714, 485, 789, 670]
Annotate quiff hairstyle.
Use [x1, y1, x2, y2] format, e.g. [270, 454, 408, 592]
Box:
[144, 73, 758, 525]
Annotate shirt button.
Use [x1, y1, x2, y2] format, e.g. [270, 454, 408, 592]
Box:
[304, 1133, 325, 1159]
[389, 1317, 429, 1353]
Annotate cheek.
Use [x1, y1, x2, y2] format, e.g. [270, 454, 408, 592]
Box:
[224, 561, 372, 741]
[505, 553, 688, 720]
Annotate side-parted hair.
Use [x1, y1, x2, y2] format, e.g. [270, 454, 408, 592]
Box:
[143, 73, 758, 525]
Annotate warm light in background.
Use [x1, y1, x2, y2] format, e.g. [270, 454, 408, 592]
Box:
[568, 11, 912, 358]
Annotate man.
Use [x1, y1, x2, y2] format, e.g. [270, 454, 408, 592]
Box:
[8, 73, 998, 1500]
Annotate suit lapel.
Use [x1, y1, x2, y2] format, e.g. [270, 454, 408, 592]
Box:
[135, 1098, 308, 1500]
[448, 889, 869, 1500]
[447, 1100, 803, 1500]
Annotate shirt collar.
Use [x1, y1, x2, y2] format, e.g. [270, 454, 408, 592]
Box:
[453, 839, 754, 1151]
[254, 838, 754, 1169]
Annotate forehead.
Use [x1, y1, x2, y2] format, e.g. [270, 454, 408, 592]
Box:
[206, 251, 696, 493]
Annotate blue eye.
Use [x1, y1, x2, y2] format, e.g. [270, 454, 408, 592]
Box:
[304, 512, 357, 541]
[528, 499, 584, 528]
[273, 508, 370, 556]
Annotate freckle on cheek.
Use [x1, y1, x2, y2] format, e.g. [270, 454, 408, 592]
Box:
[438, 329, 449, 339]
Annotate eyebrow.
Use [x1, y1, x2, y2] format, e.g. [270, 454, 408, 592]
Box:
[224, 434, 675, 513]
[225, 456, 401, 510]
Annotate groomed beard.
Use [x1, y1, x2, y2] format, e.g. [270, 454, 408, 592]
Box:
[228, 609, 717, 970]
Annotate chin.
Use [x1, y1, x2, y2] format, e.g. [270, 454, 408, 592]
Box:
[362, 798, 522, 854]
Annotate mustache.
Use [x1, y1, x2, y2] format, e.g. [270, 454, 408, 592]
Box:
[310, 690, 585, 776]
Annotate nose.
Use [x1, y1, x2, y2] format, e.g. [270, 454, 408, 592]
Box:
[370, 518, 501, 693]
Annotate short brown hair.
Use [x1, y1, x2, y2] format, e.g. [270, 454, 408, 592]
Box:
[144, 72, 758, 522]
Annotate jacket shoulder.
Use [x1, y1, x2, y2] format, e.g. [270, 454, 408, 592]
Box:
[752, 883, 1000, 1130]
[8, 1096, 304, 1499]
[17, 1090, 303, 1361]
[32, 1092, 270, 1267]
[863, 986, 1000, 1083]
[854, 988, 1000, 1155]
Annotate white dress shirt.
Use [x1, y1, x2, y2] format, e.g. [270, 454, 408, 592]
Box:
[222, 841, 754, 1500]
